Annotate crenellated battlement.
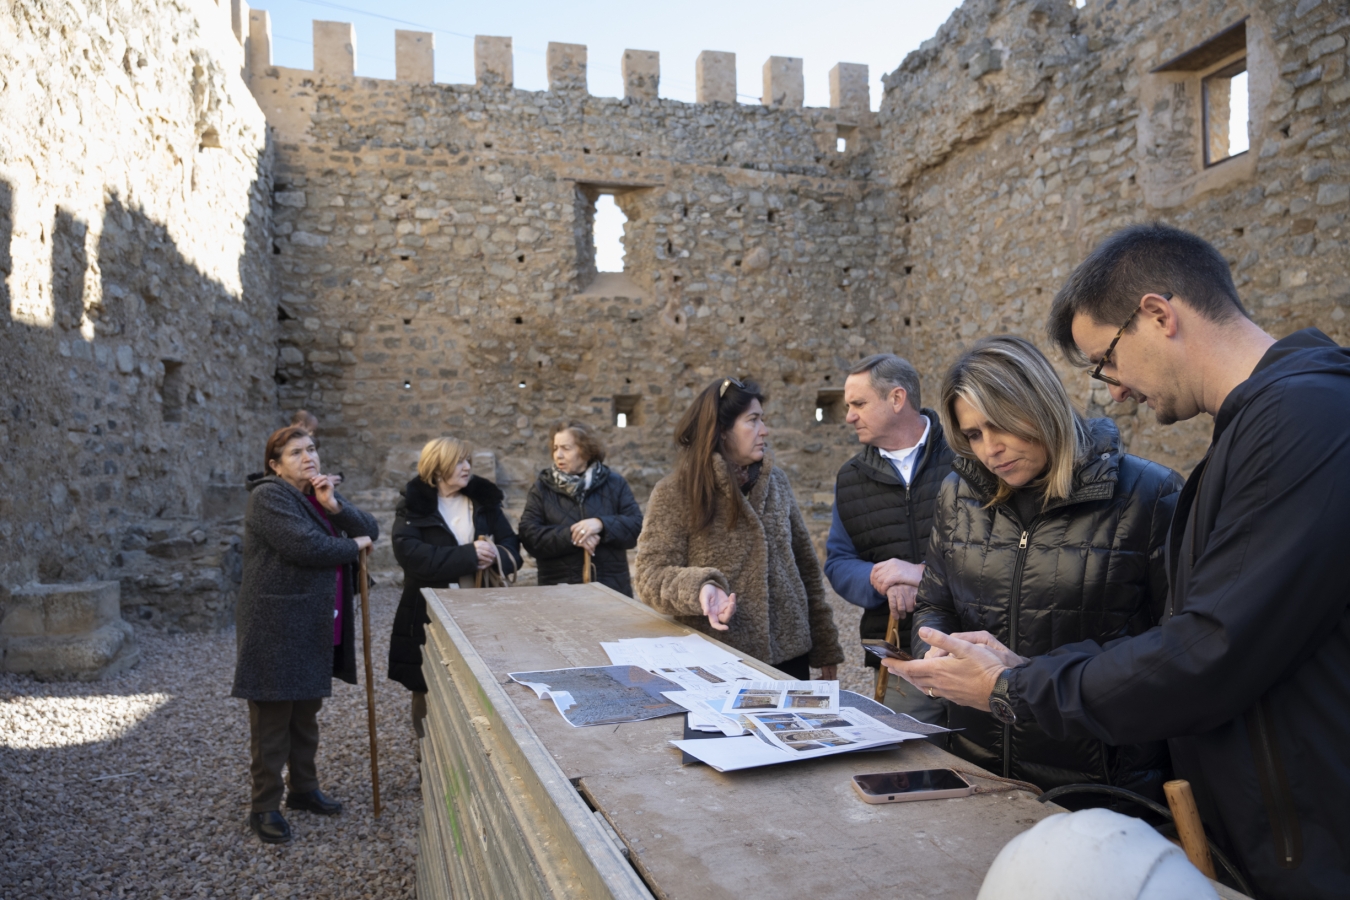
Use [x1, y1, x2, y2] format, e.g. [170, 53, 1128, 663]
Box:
[244, 11, 872, 113]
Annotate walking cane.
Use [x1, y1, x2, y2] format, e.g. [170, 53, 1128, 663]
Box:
[873, 614, 903, 703]
[358, 548, 382, 818]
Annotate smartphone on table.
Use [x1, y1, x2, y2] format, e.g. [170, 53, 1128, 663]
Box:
[851, 769, 975, 804]
[861, 639, 912, 662]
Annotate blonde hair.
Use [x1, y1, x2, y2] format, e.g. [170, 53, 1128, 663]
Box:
[939, 335, 1089, 508]
[417, 437, 472, 486]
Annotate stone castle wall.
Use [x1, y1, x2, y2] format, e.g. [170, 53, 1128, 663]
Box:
[880, 0, 1350, 474]
[3, 0, 1346, 631]
[249, 36, 893, 538]
[0, 0, 278, 629]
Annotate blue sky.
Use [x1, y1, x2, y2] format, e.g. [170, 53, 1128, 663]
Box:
[254, 0, 963, 110]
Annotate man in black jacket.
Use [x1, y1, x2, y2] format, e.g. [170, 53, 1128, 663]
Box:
[885, 223, 1350, 899]
[824, 353, 953, 722]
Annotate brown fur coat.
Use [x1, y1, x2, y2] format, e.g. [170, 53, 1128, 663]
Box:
[634, 454, 844, 668]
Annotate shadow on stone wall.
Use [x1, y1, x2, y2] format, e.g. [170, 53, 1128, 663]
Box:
[0, 172, 278, 632]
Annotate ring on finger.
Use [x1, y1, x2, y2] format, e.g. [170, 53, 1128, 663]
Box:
[927, 687, 936, 698]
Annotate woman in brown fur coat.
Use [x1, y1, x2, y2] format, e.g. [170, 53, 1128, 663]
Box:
[634, 377, 844, 679]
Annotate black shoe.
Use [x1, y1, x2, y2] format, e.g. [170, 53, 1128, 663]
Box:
[249, 810, 292, 844]
[286, 789, 343, 816]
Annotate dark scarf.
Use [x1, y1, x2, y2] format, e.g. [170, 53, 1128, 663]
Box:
[543, 461, 609, 503]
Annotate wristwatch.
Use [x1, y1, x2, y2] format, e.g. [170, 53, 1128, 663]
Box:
[989, 669, 1017, 725]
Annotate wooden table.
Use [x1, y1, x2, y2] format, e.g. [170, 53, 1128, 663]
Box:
[416, 583, 1059, 900]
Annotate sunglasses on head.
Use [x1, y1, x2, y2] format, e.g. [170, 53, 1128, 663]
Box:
[719, 376, 744, 398]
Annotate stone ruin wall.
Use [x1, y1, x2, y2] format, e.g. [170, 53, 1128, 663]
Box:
[0, 0, 277, 631]
[881, 0, 1350, 474]
[3, 0, 1347, 633]
[248, 29, 895, 567]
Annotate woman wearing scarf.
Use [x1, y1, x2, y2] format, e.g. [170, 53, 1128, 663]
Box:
[634, 377, 844, 680]
[519, 421, 644, 596]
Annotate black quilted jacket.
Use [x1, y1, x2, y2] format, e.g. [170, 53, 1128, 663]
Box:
[518, 467, 643, 596]
[912, 418, 1182, 797]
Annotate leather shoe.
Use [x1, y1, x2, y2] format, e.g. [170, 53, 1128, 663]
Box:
[249, 810, 292, 844]
[286, 789, 343, 816]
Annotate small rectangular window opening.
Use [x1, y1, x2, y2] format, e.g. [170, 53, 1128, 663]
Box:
[835, 125, 857, 154]
[613, 394, 643, 428]
[162, 361, 186, 423]
[594, 194, 627, 272]
[1203, 59, 1249, 166]
[814, 390, 846, 425]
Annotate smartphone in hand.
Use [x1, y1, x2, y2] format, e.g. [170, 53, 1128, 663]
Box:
[861, 639, 912, 662]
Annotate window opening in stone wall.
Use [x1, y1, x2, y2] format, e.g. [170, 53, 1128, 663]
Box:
[613, 395, 642, 428]
[1203, 60, 1249, 166]
[162, 361, 186, 423]
[594, 194, 627, 272]
[815, 390, 845, 425]
[836, 125, 857, 154]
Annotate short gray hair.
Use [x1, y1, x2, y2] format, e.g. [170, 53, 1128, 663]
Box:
[847, 354, 921, 410]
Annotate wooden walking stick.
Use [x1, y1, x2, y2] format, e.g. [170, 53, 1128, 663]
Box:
[873, 614, 903, 703]
[358, 548, 382, 818]
[582, 547, 595, 585]
[1164, 779, 1215, 879]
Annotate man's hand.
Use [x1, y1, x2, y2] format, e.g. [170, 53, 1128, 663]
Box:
[882, 628, 1027, 711]
[923, 630, 1025, 668]
[887, 583, 918, 620]
[870, 559, 924, 595]
[818, 665, 838, 680]
[699, 583, 737, 632]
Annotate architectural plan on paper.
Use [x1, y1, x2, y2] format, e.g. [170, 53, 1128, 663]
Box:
[508, 665, 685, 727]
[719, 680, 839, 715]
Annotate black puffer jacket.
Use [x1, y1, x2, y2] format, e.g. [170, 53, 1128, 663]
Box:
[829, 411, 955, 665]
[387, 475, 522, 693]
[518, 465, 643, 596]
[912, 418, 1182, 797]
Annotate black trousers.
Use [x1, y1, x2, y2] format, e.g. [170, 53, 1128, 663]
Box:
[776, 653, 811, 680]
[247, 698, 323, 813]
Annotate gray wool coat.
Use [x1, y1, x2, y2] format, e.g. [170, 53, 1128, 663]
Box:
[231, 475, 380, 702]
[634, 454, 844, 669]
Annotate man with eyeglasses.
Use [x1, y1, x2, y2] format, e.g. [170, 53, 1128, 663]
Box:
[881, 222, 1350, 898]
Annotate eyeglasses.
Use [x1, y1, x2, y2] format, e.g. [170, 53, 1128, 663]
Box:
[1090, 293, 1170, 387]
[719, 376, 744, 398]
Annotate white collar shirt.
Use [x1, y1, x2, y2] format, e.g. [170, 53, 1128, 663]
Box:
[876, 416, 931, 486]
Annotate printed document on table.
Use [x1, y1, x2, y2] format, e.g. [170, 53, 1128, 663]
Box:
[600, 634, 744, 670]
[648, 661, 763, 692]
[508, 665, 685, 727]
[719, 680, 839, 715]
[672, 706, 927, 771]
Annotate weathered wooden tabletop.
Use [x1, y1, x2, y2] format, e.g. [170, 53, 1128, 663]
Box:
[430, 583, 1059, 900]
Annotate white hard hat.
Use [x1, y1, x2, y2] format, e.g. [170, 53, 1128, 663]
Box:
[977, 808, 1219, 900]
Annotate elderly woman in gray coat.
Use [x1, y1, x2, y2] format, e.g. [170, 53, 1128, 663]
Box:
[232, 425, 379, 845]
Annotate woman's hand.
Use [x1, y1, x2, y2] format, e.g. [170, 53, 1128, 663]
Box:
[698, 583, 737, 632]
[570, 518, 604, 546]
[818, 665, 838, 681]
[311, 475, 341, 514]
[353, 535, 373, 553]
[580, 533, 600, 554]
[474, 539, 498, 570]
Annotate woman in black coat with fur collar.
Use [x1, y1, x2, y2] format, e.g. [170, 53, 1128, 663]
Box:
[519, 421, 643, 596]
[387, 438, 522, 739]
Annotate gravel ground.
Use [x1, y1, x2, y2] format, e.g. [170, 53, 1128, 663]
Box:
[0, 585, 419, 900]
[0, 579, 871, 900]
